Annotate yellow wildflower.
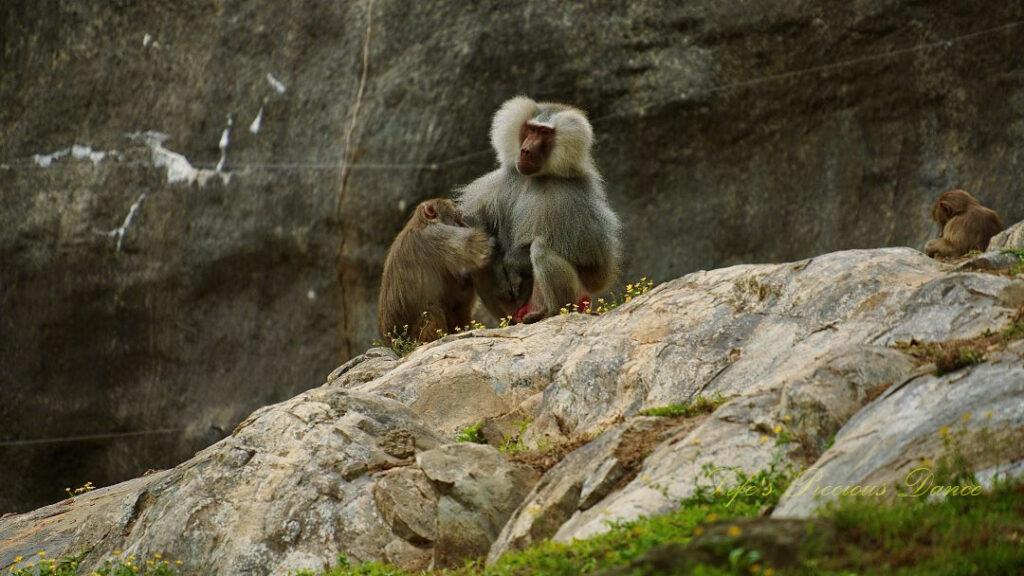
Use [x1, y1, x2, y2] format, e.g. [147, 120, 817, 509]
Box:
[706, 512, 719, 522]
[985, 411, 994, 419]
[773, 425, 782, 435]
[693, 526, 704, 536]
[939, 426, 950, 437]
[962, 413, 971, 422]
[727, 524, 743, 537]
[13, 557, 22, 564]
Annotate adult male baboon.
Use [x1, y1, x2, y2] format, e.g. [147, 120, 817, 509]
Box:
[458, 96, 621, 323]
[377, 198, 491, 343]
[924, 189, 1004, 258]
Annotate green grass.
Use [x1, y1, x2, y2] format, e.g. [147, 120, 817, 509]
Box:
[373, 324, 424, 357]
[498, 419, 532, 454]
[810, 480, 1024, 575]
[455, 422, 486, 444]
[1001, 248, 1024, 276]
[640, 394, 727, 419]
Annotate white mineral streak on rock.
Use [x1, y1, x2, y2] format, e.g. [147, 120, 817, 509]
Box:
[216, 116, 232, 173]
[133, 131, 231, 186]
[249, 106, 264, 134]
[33, 148, 69, 167]
[71, 144, 107, 165]
[267, 73, 287, 95]
[107, 193, 147, 252]
[34, 145, 118, 167]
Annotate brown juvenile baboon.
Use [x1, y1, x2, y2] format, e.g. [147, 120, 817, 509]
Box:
[457, 96, 621, 323]
[377, 198, 492, 343]
[923, 189, 1004, 258]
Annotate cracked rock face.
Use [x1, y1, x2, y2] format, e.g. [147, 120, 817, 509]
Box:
[1, 245, 1022, 574]
[348, 248, 1018, 443]
[988, 219, 1024, 251]
[0, 391, 535, 575]
[773, 341, 1024, 518]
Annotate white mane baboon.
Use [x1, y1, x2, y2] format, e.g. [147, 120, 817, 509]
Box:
[458, 96, 621, 323]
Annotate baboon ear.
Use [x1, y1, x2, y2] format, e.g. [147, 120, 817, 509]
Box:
[422, 203, 438, 219]
[938, 200, 952, 216]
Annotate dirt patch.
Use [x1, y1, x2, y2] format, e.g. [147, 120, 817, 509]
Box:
[508, 435, 594, 473]
[612, 415, 709, 490]
[509, 413, 709, 478]
[896, 307, 1024, 374]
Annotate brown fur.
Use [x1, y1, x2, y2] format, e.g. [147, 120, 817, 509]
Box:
[924, 189, 1004, 258]
[377, 199, 492, 343]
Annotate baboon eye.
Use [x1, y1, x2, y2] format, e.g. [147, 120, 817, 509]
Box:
[423, 204, 437, 219]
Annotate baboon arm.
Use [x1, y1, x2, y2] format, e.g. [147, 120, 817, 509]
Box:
[525, 239, 581, 322]
[422, 224, 493, 275]
[472, 251, 532, 319]
[577, 252, 618, 294]
[924, 237, 960, 258]
[456, 170, 505, 224]
[472, 266, 512, 319]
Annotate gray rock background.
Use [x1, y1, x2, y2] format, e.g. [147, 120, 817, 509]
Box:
[2, 0, 1023, 512]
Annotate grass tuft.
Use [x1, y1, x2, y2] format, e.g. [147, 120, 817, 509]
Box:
[455, 422, 486, 444]
[640, 393, 727, 419]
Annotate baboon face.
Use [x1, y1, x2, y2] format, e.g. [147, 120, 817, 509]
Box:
[419, 198, 468, 227]
[931, 189, 976, 225]
[517, 121, 555, 176]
